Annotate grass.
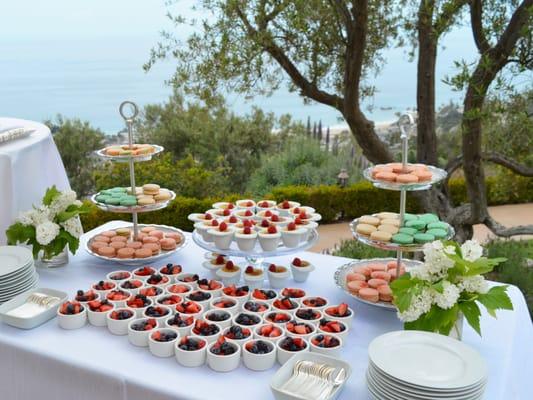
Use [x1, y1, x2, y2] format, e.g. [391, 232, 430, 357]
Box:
[333, 239, 533, 318]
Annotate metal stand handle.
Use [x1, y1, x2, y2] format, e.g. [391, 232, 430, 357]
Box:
[119, 101, 140, 240]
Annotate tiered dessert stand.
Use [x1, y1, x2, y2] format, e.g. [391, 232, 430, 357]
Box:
[85, 101, 187, 265]
[335, 114, 453, 310]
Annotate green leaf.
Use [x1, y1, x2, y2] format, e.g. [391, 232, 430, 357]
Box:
[404, 304, 459, 335]
[390, 274, 424, 312]
[55, 203, 89, 223]
[477, 286, 513, 313]
[459, 301, 482, 336]
[432, 280, 445, 294]
[42, 186, 61, 206]
[6, 222, 35, 245]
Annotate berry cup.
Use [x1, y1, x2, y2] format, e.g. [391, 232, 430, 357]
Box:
[186, 290, 212, 311]
[221, 285, 250, 307]
[119, 279, 144, 296]
[251, 288, 278, 305]
[191, 319, 221, 344]
[143, 305, 172, 323]
[107, 308, 135, 335]
[106, 289, 132, 308]
[149, 328, 179, 357]
[276, 336, 309, 365]
[285, 320, 316, 341]
[165, 314, 195, 337]
[92, 280, 117, 298]
[87, 299, 114, 326]
[317, 319, 349, 341]
[128, 318, 158, 347]
[272, 297, 300, 316]
[243, 339, 277, 371]
[253, 323, 285, 344]
[207, 337, 241, 372]
[106, 270, 132, 282]
[324, 303, 354, 328]
[175, 336, 207, 367]
[197, 278, 224, 299]
[57, 301, 87, 330]
[264, 311, 292, 327]
[294, 308, 323, 327]
[232, 312, 262, 330]
[165, 283, 193, 298]
[175, 301, 204, 320]
[222, 325, 253, 349]
[280, 288, 306, 305]
[133, 266, 157, 282]
[145, 273, 170, 289]
[126, 294, 153, 318]
[309, 333, 342, 357]
[156, 294, 183, 307]
[74, 289, 100, 305]
[209, 297, 239, 316]
[203, 309, 232, 330]
[242, 300, 270, 318]
[300, 296, 329, 311]
[159, 263, 183, 283]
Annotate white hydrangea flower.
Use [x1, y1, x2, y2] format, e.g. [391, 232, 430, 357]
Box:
[61, 217, 83, 238]
[458, 275, 489, 294]
[423, 241, 455, 276]
[17, 210, 35, 225]
[49, 190, 78, 215]
[73, 200, 83, 207]
[433, 281, 460, 309]
[461, 240, 483, 262]
[19, 207, 51, 226]
[35, 221, 60, 245]
[397, 287, 434, 322]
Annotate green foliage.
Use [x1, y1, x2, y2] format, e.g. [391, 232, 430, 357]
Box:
[331, 239, 395, 259]
[389, 274, 423, 313]
[247, 136, 358, 195]
[405, 304, 460, 336]
[47, 116, 105, 197]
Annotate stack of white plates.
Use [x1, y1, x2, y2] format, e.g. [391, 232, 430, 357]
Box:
[367, 331, 487, 400]
[0, 246, 39, 304]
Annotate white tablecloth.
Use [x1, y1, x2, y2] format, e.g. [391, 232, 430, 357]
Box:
[0, 117, 70, 244]
[0, 221, 531, 400]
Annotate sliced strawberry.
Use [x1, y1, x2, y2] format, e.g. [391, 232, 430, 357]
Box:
[338, 303, 348, 317]
[261, 325, 273, 336]
[294, 325, 308, 335]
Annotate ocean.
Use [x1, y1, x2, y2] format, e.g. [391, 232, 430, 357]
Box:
[0, 28, 476, 134]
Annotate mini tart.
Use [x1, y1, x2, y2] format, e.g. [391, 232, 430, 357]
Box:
[288, 206, 316, 216]
[236, 199, 256, 209]
[268, 215, 292, 227]
[256, 200, 276, 210]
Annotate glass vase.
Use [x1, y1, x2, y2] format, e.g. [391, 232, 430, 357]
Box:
[448, 312, 464, 340]
[40, 246, 69, 268]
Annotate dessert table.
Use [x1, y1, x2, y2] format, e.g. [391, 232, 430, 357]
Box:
[0, 117, 70, 245]
[0, 220, 531, 400]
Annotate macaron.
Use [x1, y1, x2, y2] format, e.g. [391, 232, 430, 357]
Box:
[93, 235, 110, 243]
[143, 184, 160, 195]
[358, 288, 379, 303]
[148, 230, 164, 239]
[371, 271, 391, 282]
[377, 224, 399, 234]
[116, 228, 131, 237]
[134, 248, 152, 258]
[377, 285, 393, 302]
[370, 230, 392, 242]
[414, 233, 435, 243]
[120, 198, 137, 207]
[111, 236, 127, 243]
[126, 241, 143, 249]
[398, 227, 417, 236]
[138, 197, 155, 206]
[413, 169, 432, 181]
[160, 238, 177, 250]
[368, 278, 388, 289]
[419, 214, 439, 224]
[368, 264, 387, 272]
[359, 215, 380, 226]
[381, 218, 400, 227]
[427, 221, 449, 230]
[396, 174, 418, 183]
[98, 246, 116, 257]
[347, 280, 369, 294]
[405, 220, 426, 230]
[143, 243, 160, 255]
[426, 228, 448, 239]
[110, 241, 126, 249]
[101, 230, 117, 238]
[392, 233, 414, 245]
[346, 272, 366, 282]
[141, 226, 156, 233]
[90, 241, 108, 252]
[402, 213, 418, 222]
[117, 247, 135, 259]
[356, 223, 377, 236]
[154, 191, 172, 202]
[376, 212, 398, 220]
[375, 172, 397, 181]
[142, 236, 159, 244]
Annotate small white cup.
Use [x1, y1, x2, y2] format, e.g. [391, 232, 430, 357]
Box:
[165, 283, 194, 297]
[232, 312, 262, 330]
[285, 321, 316, 341]
[279, 288, 306, 305]
[197, 279, 224, 299]
[175, 336, 207, 367]
[57, 304, 87, 330]
[276, 337, 309, 365]
[290, 262, 315, 283]
[207, 340, 241, 372]
[119, 280, 144, 296]
[106, 270, 132, 282]
[87, 302, 114, 326]
[175, 301, 204, 320]
[190, 320, 221, 344]
[186, 291, 213, 311]
[242, 339, 277, 371]
[132, 267, 157, 282]
[250, 288, 279, 305]
[106, 289, 132, 308]
[165, 314, 194, 337]
[317, 319, 349, 341]
[271, 298, 300, 316]
[209, 297, 239, 316]
[92, 280, 117, 299]
[294, 308, 323, 327]
[220, 288, 249, 307]
[253, 323, 285, 344]
[222, 326, 253, 349]
[148, 328, 179, 357]
[241, 300, 271, 318]
[309, 333, 343, 357]
[267, 269, 290, 289]
[203, 309, 232, 331]
[175, 273, 200, 290]
[300, 296, 329, 311]
[143, 305, 173, 323]
[106, 308, 135, 335]
[263, 311, 292, 327]
[323, 306, 354, 329]
[126, 296, 153, 318]
[128, 318, 159, 347]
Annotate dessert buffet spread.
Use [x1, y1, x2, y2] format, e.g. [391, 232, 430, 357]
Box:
[55, 261, 351, 372]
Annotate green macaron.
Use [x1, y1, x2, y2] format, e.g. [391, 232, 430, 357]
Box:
[399, 227, 418, 236]
[426, 228, 448, 239]
[106, 197, 122, 205]
[402, 213, 418, 222]
[427, 221, 449, 230]
[95, 195, 110, 203]
[392, 233, 414, 244]
[419, 213, 439, 224]
[405, 220, 426, 230]
[120, 198, 137, 206]
[414, 233, 435, 243]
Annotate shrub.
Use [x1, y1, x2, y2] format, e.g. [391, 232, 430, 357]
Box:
[331, 239, 395, 259]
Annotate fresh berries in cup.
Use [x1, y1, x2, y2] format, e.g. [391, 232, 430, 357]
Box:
[93, 280, 116, 291]
[245, 339, 273, 354]
[139, 286, 163, 298]
[325, 303, 351, 318]
[187, 290, 212, 302]
[192, 319, 220, 337]
[178, 336, 206, 351]
[272, 297, 298, 311]
[205, 310, 231, 323]
[60, 301, 84, 315]
[127, 294, 151, 309]
[134, 266, 156, 277]
[281, 288, 306, 300]
[131, 318, 157, 331]
[285, 320, 314, 336]
[167, 284, 191, 294]
[160, 263, 182, 275]
[197, 279, 222, 291]
[147, 273, 168, 286]
[87, 299, 113, 312]
[318, 319, 346, 334]
[167, 314, 194, 328]
[295, 308, 322, 322]
[265, 312, 292, 325]
[279, 336, 307, 351]
[302, 297, 327, 308]
[157, 295, 182, 306]
[176, 301, 202, 315]
[234, 313, 261, 326]
[106, 289, 131, 301]
[256, 324, 283, 339]
[311, 334, 341, 348]
[110, 309, 134, 320]
[151, 330, 178, 342]
[243, 301, 269, 313]
[108, 271, 131, 281]
[178, 274, 199, 284]
[211, 298, 237, 310]
[120, 280, 143, 290]
[224, 325, 251, 340]
[252, 289, 277, 301]
[222, 285, 249, 297]
[144, 306, 170, 318]
[210, 337, 237, 355]
[75, 290, 98, 302]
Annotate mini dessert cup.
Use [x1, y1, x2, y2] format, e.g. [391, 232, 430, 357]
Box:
[300, 296, 329, 311]
[253, 323, 285, 344]
[57, 301, 87, 330]
[309, 333, 343, 357]
[148, 328, 179, 357]
[126, 295, 153, 318]
[166, 283, 194, 298]
[186, 290, 212, 310]
[258, 228, 281, 251]
[119, 279, 144, 296]
[175, 301, 204, 320]
[215, 261, 241, 286]
[203, 309, 232, 330]
[87, 300, 114, 326]
[271, 297, 300, 316]
[222, 325, 253, 349]
[235, 199, 256, 210]
[208, 224, 235, 250]
[264, 311, 292, 327]
[267, 265, 291, 289]
[242, 300, 270, 318]
[201, 255, 227, 278]
[233, 209, 256, 220]
[156, 294, 182, 307]
[196, 279, 223, 299]
[128, 318, 158, 347]
[256, 200, 276, 212]
[92, 280, 117, 298]
[280, 288, 306, 305]
[221, 285, 250, 307]
[290, 258, 315, 283]
[106, 270, 132, 282]
[317, 319, 349, 341]
[195, 220, 219, 242]
[165, 314, 195, 337]
[324, 304, 354, 328]
[188, 212, 214, 223]
[295, 308, 323, 327]
[207, 338, 241, 372]
[254, 209, 279, 222]
[250, 288, 278, 305]
[158, 263, 183, 283]
[289, 206, 316, 216]
[132, 266, 157, 282]
[139, 285, 164, 300]
[206, 208, 230, 219]
[145, 274, 170, 289]
[285, 320, 316, 340]
[175, 273, 200, 290]
[275, 200, 300, 217]
[107, 308, 135, 335]
[243, 339, 277, 371]
[242, 266, 265, 290]
[277, 337, 309, 365]
[175, 336, 207, 367]
[212, 201, 236, 210]
[232, 312, 262, 330]
[297, 220, 318, 241]
[280, 224, 306, 248]
[74, 290, 100, 306]
[143, 305, 172, 323]
[106, 289, 132, 308]
[234, 228, 258, 251]
[191, 319, 221, 344]
[209, 297, 239, 316]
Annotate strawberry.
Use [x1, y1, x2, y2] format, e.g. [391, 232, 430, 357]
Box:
[271, 214, 280, 222]
[219, 222, 228, 232]
[286, 322, 294, 331]
[287, 222, 296, 231]
[282, 298, 295, 309]
[215, 255, 225, 264]
[281, 200, 290, 209]
[244, 210, 253, 216]
[294, 217, 303, 225]
[294, 325, 308, 335]
[225, 260, 235, 271]
[292, 257, 302, 266]
[293, 207, 300, 214]
[261, 324, 273, 336]
[261, 219, 270, 228]
[152, 331, 161, 341]
[253, 289, 266, 300]
[268, 264, 277, 272]
[338, 303, 349, 317]
[245, 266, 254, 274]
[229, 215, 238, 223]
[246, 201, 254, 207]
[204, 213, 213, 220]
[267, 225, 277, 234]
[299, 211, 308, 219]
[243, 226, 252, 234]
[265, 210, 273, 217]
[243, 219, 253, 227]
[223, 209, 231, 216]
[227, 203, 235, 209]
[292, 338, 304, 347]
[259, 201, 269, 207]
[210, 219, 219, 226]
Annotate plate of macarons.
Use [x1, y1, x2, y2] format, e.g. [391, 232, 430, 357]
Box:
[363, 163, 447, 191]
[334, 258, 422, 310]
[350, 211, 455, 252]
[96, 144, 163, 162]
[91, 184, 175, 213]
[84, 224, 187, 265]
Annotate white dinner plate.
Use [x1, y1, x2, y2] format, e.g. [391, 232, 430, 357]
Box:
[369, 331, 487, 390]
[0, 246, 33, 278]
[0, 264, 35, 287]
[0, 272, 39, 299]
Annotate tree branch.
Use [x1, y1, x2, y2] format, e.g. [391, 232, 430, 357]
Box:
[484, 215, 533, 237]
[469, 0, 491, 53]
[445, 152, 533, 177]
[328, 0, 354, 33]
[233, 5, 344, 110]
[433, 0, 469, 36]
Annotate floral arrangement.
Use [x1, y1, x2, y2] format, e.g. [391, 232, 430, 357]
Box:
[6, 186, 89, 259]
[390, 240, 513, 336]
